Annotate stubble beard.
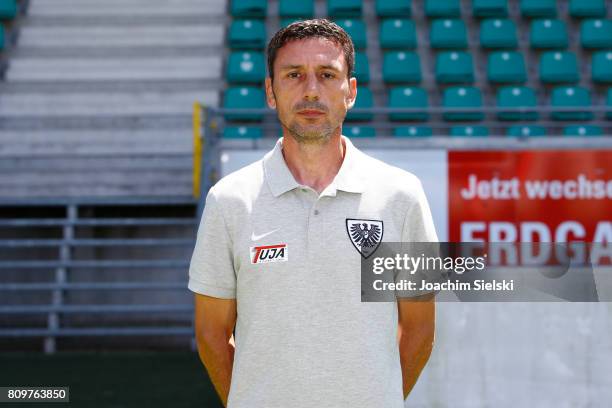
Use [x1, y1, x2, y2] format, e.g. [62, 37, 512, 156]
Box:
[285, 119, 336, 145]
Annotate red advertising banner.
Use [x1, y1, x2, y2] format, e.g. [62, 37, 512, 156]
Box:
[449, 150, 612, 243]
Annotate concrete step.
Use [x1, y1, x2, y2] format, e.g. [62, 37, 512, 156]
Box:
[18, 24, 224, 48]
[0, 157, 194, 198]
[0, 155, 193, 170]
[0, 115, 194, 131]
[9, 45, 225, 59]
[0, 141, 192, 156]
[0, 181, 194, 198]
[0, 146, 192, 158]
[0, 79, 225, 94]
[29, 0, 227, 17]
[0, 90, 217, 116]
[6, 57, 221, 82]
[0, 129, 192, 145]
[21, 13, 226, 27]
[0, 167, 191, 183]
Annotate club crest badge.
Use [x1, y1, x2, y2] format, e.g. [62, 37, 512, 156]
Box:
[346, 219, 384, 259]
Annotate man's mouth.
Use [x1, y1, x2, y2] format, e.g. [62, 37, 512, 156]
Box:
[297, 110, 325, 117]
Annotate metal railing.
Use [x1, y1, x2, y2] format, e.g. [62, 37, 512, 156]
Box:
[0, 198, 199, 352]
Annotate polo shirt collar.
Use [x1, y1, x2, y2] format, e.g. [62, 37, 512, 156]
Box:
[263, 136, 366, 197]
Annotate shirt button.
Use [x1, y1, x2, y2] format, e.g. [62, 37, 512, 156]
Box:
[314, 210, 319, 215]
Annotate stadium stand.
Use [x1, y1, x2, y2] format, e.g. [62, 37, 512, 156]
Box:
[425, 0, 461, 18]
[375, 0, 411, 17]
[354, 51, 370, 83]
[0, 0, 222, 197]
[383, 51, 421, 83]
[442, 86, 484, 121]
[430, 19, 468, 49]
[529, 19, 568, 49]
[218, 0, 611, 140]
[497, 86, 538, 120]
[487, 51, 527, 83]
[0, 0, 611, 357]
[0, 0, 17, 19]
[569, 0, 606, 18]
[480, 19, 517, 49]
[280, 0, 315, 18]
[380, 18, 417, 49]
[388, 86, 429, 121]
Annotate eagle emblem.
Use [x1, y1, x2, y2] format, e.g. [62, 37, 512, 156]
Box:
[346, 219, 384, 258]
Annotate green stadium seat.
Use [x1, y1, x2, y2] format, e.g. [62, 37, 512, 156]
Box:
[344, 125, 376, 138]
[328, 0, 362, 17]
[279, 0, 314, 17]
[443, 86, 484, 121]
[569, 0, 606, 18]
[551, 86, 593, 121]
[530, 19, 568, 49]
[223, 126, 263, 138]
[430, 19, 468, 49]
[231, 0, 267, 18]
[607, 88, 612, 119]
[0, 27, 4, 50]
[281, 18, 309, 27]
[380, 19, 417, 49]
[227, 52, 265, 83]
[539, 51, 579, 83]
[563, 125, 603, 137]
[0, 0, 16, 19]
[480, 19, 518, 49]
[229, 20, 266, 49]
[592, 51, 612, 83]
[336, 19, 367, 49]
[506, 125, 546, 137]
[388, 87, 429, 121]
[376, 0, 411, 17]
[580, 20, 612, 49]
[435, 51, 474, 84]
[496, 86, 538, 120]
[520, 0, 556, 17]
[473, 0, 508, 17]
[383, 51, 421, 83]
[450, 126, 489, 137]
[347, 86, 373, 121]
[425, 0, 461, 17]
[354, 52, 370, 83]
[393, 126, 433, 137]
[487, 52, 527, 83]
[224, 87, 266, 121]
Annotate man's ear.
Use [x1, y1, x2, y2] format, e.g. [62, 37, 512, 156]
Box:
[265, 77, 277, 109]
[346, 77, 357, 110]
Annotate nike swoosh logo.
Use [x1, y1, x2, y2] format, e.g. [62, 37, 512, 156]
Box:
[251, 228, 280, 241]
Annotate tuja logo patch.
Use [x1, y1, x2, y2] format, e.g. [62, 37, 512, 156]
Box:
[250, 244, 288, 264]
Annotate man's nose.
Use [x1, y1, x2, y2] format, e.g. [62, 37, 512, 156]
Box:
[303, 74, 320, 101]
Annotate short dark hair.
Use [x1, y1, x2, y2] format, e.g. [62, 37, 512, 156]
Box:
[266, 19, 355, 82]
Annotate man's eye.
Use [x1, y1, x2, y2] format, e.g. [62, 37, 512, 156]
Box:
[322, 72, 335, 79]
[288, 72, 300, 78]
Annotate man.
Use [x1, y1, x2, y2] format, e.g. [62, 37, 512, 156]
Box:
[189, 19, 437, 408]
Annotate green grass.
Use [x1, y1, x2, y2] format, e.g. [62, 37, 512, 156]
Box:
[0, 352, 223, 408]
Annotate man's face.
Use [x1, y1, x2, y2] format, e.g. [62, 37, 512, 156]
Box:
[265, 38, 357, 145]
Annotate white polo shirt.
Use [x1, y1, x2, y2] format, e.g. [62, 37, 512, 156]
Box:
[189, 136, 438, 408]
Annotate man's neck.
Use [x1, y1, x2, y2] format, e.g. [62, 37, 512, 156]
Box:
[281, 132, 345, 194]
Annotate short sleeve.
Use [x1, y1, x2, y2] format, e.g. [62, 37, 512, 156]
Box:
[396, 179, 441, 298]
[402, 178, 439, 243]
[188, 188, 237, 299]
